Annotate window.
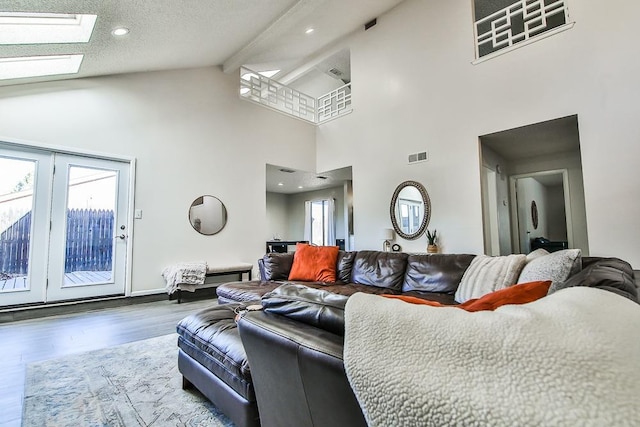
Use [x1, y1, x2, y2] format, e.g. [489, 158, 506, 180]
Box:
[311, 200, 329, 245]
[473, 0, 574, 62]
[304, 199, 335, 246]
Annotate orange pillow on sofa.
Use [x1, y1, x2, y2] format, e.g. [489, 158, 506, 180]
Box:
[288, 243, 339, 282]
[384, 280, 552, 312]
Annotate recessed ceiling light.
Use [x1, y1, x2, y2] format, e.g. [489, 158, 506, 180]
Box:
[112, 27, 129, 36]
[0, 12, 97, 44]
[298, 186, 303, 189]
[0, 54, 83, 80]
[278, 183, 284, 186]
[305, 28, 314, 34]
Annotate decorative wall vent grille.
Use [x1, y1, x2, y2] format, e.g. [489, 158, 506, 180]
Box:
[408, 151, 428, 164]
[474, 0, 573, 61]
[240, 66, 352, 125]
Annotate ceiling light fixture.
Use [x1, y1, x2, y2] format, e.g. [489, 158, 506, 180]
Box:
[112, 27, 129, 36]
[0, 12, 96, 44]
[278, 183, 284, 186]
[0, 54, 84, 80]
[305, 28, 314, 34]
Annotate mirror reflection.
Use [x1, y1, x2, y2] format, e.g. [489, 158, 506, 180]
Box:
[189, 195, 227, 235]
[390, 181, 431, 240]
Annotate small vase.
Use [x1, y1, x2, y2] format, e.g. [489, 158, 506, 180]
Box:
[427, 244, 438, 254]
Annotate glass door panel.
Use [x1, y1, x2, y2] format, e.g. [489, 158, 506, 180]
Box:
[47, 155, 129, 301]
[0, 146, 52, 306]
[63, 166, 117, 287]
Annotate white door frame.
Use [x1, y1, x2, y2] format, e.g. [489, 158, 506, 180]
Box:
[509, 169, 573, 253]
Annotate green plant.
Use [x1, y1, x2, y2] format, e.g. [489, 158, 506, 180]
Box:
[426, 229, 437, 245]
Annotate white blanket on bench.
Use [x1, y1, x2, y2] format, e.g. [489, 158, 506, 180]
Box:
[343, 288, 640, 427]
[162, 261, 207, 294]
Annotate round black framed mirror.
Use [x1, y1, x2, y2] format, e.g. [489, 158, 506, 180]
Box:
[188, 195, 227, 235]
[390, 180, 431, 240]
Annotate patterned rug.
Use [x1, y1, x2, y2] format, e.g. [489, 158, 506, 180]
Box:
[23, 334, 234, 427]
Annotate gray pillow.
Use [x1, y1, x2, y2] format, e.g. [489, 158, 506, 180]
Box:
[517, 249, 581, 285]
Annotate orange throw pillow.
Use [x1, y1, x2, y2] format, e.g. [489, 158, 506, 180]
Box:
[288, 243, 339, 282]
[384, 280, 552, 312]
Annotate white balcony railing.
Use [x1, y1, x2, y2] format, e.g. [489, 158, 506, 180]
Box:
[240, 67, 352, 125]
[474, 0, 573, 61]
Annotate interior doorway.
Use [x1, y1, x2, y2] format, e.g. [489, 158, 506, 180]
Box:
[510, 170, 572, 254]
[479, 115, 589, 255]
[265, 164, 353, 251]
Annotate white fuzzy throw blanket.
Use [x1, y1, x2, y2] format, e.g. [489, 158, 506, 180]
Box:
[344, 288, 640, 427]
[162, 262, 207, 294]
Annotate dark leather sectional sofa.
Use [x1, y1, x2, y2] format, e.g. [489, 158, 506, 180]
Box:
[216, 250, 477, 305]
[178, 250, 639, 427]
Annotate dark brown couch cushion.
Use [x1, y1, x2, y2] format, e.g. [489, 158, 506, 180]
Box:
[262, 284, 349, 335]
[261, 253, 294, 280]
[351, 251, 409, 291]
[336, 251, 357, 283]
[402, 254, 476, 294]
[549, 257, 638, 303]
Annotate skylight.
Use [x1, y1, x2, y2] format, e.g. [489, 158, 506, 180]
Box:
[0, 55, 84, 80]
[0, 12, 97, 44]
[241, 69, 280, 80]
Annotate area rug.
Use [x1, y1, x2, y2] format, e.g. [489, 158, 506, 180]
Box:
[23, 334, 234, 427]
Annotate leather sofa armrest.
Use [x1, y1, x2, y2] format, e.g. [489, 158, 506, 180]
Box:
[237, 311, 366, 427]
[261, 283, 348, 336]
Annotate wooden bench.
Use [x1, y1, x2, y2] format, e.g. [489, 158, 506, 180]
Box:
[171, 263, 253, 303]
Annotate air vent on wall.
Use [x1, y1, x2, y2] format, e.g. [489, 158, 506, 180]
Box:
[408, 151, 429, 164]
[317, 176, 328, 180]
[365, 18, 377, 31]
[328, 67, 343, 77]
[279, 168, 295, 173]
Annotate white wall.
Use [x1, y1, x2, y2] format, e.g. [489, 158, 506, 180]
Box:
[547, 185, 567, 241]
[265, 192, 289, 241]
[315, 0, 640, 267]
[516, 177, 548, 253]
[0, 67, 316, 294]
[481, 145, 511, 255]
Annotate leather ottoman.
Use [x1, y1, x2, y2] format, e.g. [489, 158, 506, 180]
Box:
[176, 302, 260, 427]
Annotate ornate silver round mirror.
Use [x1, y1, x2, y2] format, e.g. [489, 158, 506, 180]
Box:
[188, 195, 227, 235]
[390, 181, 431, 240]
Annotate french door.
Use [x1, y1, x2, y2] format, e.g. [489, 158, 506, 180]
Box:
[0, 144, 130, 307]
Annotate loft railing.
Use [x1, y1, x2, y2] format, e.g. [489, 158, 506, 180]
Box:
[317, 83, 352, 123]
[474, 0, 572, 61]
[239, 67, 352, 125]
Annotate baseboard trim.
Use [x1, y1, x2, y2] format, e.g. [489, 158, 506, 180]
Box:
[0, 293, 169, 324]
[130, 288, 166, 297]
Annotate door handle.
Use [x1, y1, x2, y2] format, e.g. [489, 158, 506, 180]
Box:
[115, 234, 127, 240]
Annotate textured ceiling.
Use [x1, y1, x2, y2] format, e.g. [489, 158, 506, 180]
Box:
[266, 164, 352, 194]
[0, 0, 404, 87]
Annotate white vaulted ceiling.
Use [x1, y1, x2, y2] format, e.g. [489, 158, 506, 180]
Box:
[0, 0, 405, 87]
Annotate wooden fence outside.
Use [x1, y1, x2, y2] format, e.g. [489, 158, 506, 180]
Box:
[0, 209, 114, 276]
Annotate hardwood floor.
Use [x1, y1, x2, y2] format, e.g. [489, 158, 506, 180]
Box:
[0, 296, 219, 427]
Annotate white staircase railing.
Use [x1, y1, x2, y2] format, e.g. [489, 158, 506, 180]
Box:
[474, 0, 572, 60]
[240, 67, 352, 125]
